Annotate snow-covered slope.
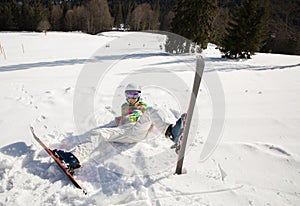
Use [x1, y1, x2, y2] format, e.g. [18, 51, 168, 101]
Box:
[0, 32, 299, 205]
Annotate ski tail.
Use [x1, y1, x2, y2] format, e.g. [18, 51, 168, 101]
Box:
[175, 55, 205, 174]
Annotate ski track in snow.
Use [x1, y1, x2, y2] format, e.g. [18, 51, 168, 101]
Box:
[0, 32, 300, 205]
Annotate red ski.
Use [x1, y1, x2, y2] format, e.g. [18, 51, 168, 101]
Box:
[30, 127, 87, 195]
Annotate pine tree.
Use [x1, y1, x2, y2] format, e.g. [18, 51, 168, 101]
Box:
[220, 0, 268, 58]
[124, 1, 133, 28]
[37, 18, 51, 34]
[20, 0, 34, 30]
[10, 1, 21, 30]
[211, 7, 230, 45]
[171, 0, 217, 49]
[0, 3, 14, 30]
[34, 0, 45, 31]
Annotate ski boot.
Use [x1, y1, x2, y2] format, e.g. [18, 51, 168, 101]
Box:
[52, 149, 81, 174]
[165, 113, 187, 153]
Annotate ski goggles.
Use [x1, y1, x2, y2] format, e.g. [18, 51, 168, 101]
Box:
[125, 91, 140, 99]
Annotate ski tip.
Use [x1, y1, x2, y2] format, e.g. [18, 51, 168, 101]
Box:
[196, 55, 204, 69]
[30, 126, 34, 132]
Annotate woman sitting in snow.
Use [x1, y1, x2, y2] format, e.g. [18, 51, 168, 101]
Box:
[54, 83, 186, 170]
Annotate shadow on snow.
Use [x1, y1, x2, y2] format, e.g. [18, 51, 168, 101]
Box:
[0, 123, 168, 198]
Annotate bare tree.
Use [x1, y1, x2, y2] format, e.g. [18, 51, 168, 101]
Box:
[73, 6, 88, 32]
[86, 0, 113, 34]
[65, 9, 75, 31]
[160, 11, 175, 31]
[131, 3, 154, 30]
[50, 5, 63, 31]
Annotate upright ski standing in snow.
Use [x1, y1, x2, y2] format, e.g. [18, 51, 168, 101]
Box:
[175, 55, 205, 174]
[30, 127, 87, 195]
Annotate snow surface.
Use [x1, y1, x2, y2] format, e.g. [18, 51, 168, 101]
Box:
[0, 31, 300, 206]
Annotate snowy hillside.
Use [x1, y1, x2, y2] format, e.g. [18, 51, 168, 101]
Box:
[0, 31, 299, 206]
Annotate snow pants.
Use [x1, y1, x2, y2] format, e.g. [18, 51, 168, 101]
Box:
[72, 107, 173, 162]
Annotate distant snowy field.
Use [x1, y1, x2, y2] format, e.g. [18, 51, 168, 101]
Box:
[0, 31, 299, 206]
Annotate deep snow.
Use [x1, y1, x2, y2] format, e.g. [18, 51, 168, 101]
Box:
[0, 31, 299, 206]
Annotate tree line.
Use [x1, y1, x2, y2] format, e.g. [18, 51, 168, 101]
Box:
[219, 0, 300, 56]
[170, 0, 299, 57]
[0, 0, 299, 56]
[0, 0, 172, 33]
